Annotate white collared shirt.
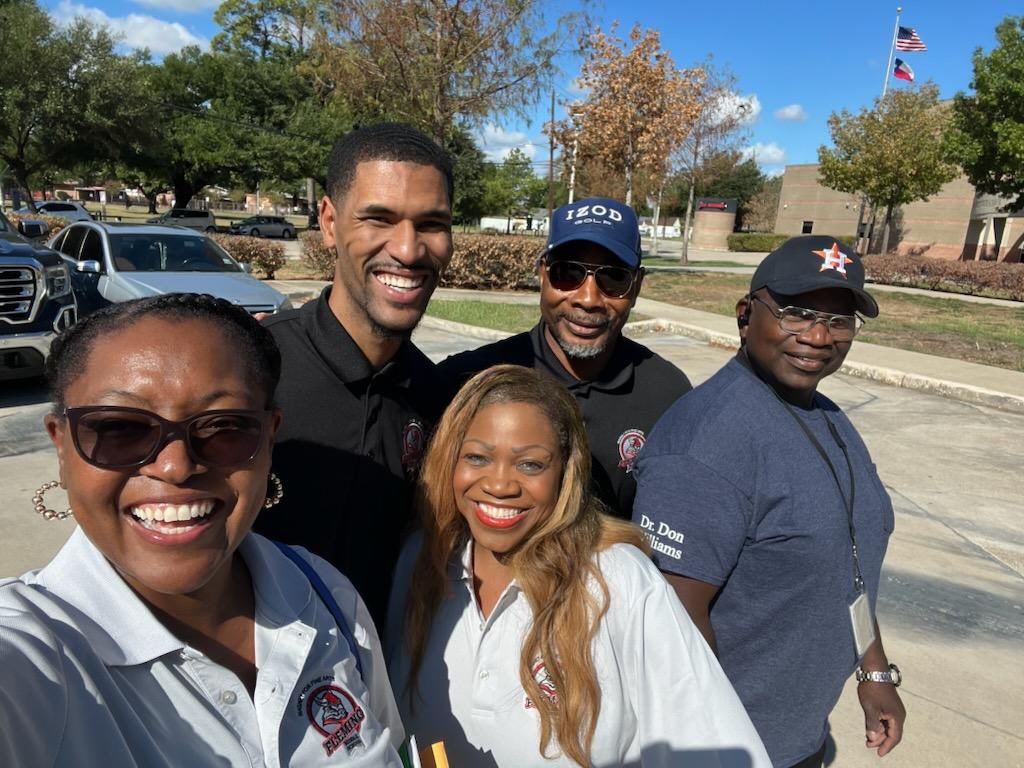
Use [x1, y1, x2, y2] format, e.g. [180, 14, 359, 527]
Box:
[386, 537, 771, 768]
[0, 528, 404, 767]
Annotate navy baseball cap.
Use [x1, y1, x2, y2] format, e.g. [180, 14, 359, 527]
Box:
[750, 235, 879, 317]
[546, 197, 641, 269]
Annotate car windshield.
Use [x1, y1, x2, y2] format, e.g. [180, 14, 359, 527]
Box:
[108, 234, 243, 272]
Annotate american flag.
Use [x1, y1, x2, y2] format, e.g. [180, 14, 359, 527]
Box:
[895, 26, 927, 52]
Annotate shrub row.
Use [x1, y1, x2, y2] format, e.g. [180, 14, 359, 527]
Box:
[300, 230, 335, 279]
[863, 255, 1024, 302]
[210, 233, 285, 279]
[442, 234, 542, 289]
[727, 233, 857, 252]
[298, 231, 543, 289]
[5, 212, 69, 240]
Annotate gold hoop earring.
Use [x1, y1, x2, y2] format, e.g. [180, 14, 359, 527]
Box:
[263, 472, 284, 510]
[32, 481, 73, 521]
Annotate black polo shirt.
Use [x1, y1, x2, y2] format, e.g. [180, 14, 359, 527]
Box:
[437, 322, 691, 518]
[254, 287, 447, 631]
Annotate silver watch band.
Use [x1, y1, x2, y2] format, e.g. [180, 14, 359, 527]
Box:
[856, 663, 902, 687]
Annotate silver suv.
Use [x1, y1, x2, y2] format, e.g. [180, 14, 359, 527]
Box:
[147, 208, 218, 232]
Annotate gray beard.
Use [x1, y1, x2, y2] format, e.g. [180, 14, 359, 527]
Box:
[556, 336, 608, 359]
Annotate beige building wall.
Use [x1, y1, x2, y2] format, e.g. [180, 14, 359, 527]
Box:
[775, 164, 860, 238]
[896, 175, 974, 259]
[773, 165, 1015, 261]
[692, 209, 736, 250]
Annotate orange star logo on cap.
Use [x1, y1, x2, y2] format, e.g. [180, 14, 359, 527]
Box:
[813, 242, 853, 278]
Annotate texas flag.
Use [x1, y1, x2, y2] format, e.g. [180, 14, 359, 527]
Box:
[893, 58, 915, 82]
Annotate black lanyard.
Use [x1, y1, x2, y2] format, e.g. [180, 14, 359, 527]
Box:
[737, 351, 866, 594]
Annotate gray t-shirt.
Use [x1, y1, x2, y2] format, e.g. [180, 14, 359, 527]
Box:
[632, 357, 894, 767]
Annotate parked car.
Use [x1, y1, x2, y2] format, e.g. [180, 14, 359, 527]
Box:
[48, 222, 290, 318]
[0, 210, 77, 380]
[146, 208, 218, 232]
[229, 215, 296, 239]
[15, 200, 93, 222]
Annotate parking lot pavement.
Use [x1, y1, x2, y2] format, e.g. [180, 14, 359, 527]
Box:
[1, 323, 1021, 766]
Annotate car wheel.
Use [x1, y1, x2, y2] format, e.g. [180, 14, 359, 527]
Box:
[283, 229, 294, 239]
[205, 226, 216, 233]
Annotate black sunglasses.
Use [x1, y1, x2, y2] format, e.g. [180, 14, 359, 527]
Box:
[64, 406, 272, 470]
[545, 259, 637, 298]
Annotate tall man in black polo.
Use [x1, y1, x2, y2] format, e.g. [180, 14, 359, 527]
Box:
[439, 197, 691, 518]
[255, 124, 454, 629]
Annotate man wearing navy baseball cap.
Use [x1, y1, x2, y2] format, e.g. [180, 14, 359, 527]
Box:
[634, 235, 905, 767]
[439, 197, 691, 518]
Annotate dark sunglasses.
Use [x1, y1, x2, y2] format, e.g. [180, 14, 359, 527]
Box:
[545, 259, 637, 298]
[64, 406, 272, 470]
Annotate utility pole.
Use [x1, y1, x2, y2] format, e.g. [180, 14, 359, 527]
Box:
[567, 137, 579, 204]
[547, 89, 555, 223]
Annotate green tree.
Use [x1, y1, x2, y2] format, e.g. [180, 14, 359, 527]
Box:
[949, 16, 1024, 209]
[667, 154, 764, 226]
[0, 1, 149, 208]
[446, 126, 488, 225]
[213, 0, 322, 58]
[818, 83, 957, 255]
[482, 149, 545, 232]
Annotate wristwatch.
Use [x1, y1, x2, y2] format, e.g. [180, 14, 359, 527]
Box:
[856, 663, 902, 687]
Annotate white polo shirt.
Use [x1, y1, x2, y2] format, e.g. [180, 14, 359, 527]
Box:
[0, 528, 404, 767]
[386, 538, 771, 768]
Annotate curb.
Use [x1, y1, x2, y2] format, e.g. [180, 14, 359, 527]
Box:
[418, 315, 511, 341]
[625, 319, 1024, 415]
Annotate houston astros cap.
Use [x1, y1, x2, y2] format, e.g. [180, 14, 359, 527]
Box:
[546, 197, 641, 269]
[750, 235, 879, 318]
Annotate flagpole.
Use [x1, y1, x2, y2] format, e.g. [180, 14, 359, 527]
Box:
[881, 6, 903, 99]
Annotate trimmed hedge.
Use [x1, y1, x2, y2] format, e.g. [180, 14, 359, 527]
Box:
[727, 233, 789, 252]
[727, 233, 857, 252]
[211, 233, 285, 279]
[5, 212, 69, 240]
[863, 255, 1024, 302]
[299, 231, 543, 289]
[300, 230, 335, 279]
[442, 234, 542, 289]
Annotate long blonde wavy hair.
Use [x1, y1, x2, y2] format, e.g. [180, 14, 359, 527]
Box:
[404, 365, 649, 765]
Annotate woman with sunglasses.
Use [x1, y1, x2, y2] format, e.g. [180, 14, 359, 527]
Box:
[0, 294, 405, 766]
[386, 365, 770, 767]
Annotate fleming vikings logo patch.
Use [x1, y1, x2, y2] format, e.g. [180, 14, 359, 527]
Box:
[400, 419, 425, 473]
[306, 684, 367, 757]
[813, 242, 854, 278]
[617, 429, 646, 472]
[525, 659, 559, 710]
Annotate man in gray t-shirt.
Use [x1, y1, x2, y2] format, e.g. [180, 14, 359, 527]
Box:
[633, 236, 906, 767]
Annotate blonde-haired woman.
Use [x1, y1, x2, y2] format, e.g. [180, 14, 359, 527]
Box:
[386, 366, 770, 768]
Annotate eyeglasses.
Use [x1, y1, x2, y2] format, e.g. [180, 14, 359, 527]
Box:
[64, 406, 272, 470]
[545, 259, 637, 298]
[750, 294, 864, 341]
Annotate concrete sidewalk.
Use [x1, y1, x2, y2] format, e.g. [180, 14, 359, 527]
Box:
[267, 281, 1024, 413]
[424, 287, 1024, 414]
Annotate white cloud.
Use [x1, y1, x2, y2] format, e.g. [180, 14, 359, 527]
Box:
[773, 103, 807, 122]
[742, 142, 787, 166]
[477, 124, 539, 162]
[131, 0, 219, 12]
[710, 91, 761, 127]
[53, 1, 208, 54]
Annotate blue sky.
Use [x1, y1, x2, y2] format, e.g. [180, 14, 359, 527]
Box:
[46, 0, 1016, 176]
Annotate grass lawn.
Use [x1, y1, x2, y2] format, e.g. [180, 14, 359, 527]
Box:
[426, 299, 649, 334]
[642, 272, 1024, 372]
